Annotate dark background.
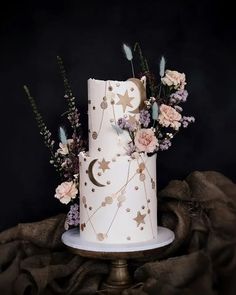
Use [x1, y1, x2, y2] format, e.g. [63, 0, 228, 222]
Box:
[0, 0, 235, 231]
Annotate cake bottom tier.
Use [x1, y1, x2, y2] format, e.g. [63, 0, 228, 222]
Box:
[79, 152, 158, 244]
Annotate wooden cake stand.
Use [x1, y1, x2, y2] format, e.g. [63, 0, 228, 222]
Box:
[62, 226, 174, 293]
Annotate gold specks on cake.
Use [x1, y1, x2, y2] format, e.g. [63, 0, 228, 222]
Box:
[105, 196, 113, 204]
[103, 96, 107, 101]
[148, 209, 151, 214]
[98, 147, 101, 152]
[140, 227, 144, 231]
[108, 86, 113, 91]
[116, 153, 121, 157]
[88, 100, 91, 104]
[88, 129, 91, 133]
[101, 202, 106, 207]
[126, 208, 130, 212]
[117, 194, 126, 207]
[98, 158, 110, 172]
[127, 236, 131, 241]
[139, 173, 146, 182]
[84, 204, 87, 208]
[86, 170, 88, 174]
[93, 106, 96, 110]
[130, 87, 134, 91]
[82, 196, 86, 204]
[97, 172, 102, 176]
[91, 188, 95, 192]
[133, 211, 146, 227]
[141, 205, 145, 210]
[84, 182, 87, 186]
[84, 158, 86, 161]
[111, 99, 115, 105]
[139, 162, 145, 172]
[147, 199, 151, 203]
[97, 233, 105, 241]
[100, 101, 108, 109]
[89, 206, 92, 210]
[106, 180, 111, 185]
[151, 178, 155, 189]
[81, 223, 86, 231]
[135, 186, 139, 190]
[92, 131, 98, 140]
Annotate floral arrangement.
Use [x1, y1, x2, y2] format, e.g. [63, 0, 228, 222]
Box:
[24, 56, 84, 229]
[118, 43, 195, 156]
[24, 44, 195, 230]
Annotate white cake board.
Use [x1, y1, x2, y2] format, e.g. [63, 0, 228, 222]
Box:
[62, 226, 174, 253]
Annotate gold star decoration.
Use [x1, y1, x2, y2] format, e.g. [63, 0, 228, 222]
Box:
[98, 158, 110, 173]
[127, 115, 137, 125]
[133, 211, 146, 227]
[116, 90, 134, 112]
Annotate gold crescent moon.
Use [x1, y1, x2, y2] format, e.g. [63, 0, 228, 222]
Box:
[88, 159, 106, 187]
[128, 78, 147, 114]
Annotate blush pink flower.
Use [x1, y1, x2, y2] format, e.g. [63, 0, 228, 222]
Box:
[161, 70, 186, 90]
[158, 104, 182, 130]
[55, 181, 78, 204]
[134, 128, 158, 153]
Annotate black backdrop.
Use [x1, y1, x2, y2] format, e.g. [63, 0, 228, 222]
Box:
[0, 0, 235, 231]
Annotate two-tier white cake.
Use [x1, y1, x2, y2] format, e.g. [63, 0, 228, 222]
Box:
[79, 78, 158, 244]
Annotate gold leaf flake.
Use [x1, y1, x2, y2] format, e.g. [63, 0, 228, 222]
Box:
[126, 208, 130, 212]
[105, 196, 113, 204]
[127, 236, 131, 240]
[82, 196, 86, 204]
[151, 178, 155, 189]
[117, 194, 126, 203]
[135, 186, 139, 190]
[139, 162, 145, 171]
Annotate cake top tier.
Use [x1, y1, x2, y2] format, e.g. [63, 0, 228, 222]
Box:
[88, 77, 146, 159]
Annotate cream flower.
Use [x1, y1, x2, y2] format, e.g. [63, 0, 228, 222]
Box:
[55, 181, 78, 204]
[161, 70, 186, 90]
[134, 128, 158, 153]
[158, 104, 182, 130]
[57, 139, 73, 155]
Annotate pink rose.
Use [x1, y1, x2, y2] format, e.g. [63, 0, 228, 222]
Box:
[158, 104, 182, 130]
[55, 181, 78, 204]
[134, 128, 158, 153]
[161, 70, 186, 90]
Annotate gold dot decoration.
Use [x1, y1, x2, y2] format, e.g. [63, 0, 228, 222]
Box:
[97, 233, 105, 241]
[101, 202, 106, 207]
[92, 131, 98, 140]
[97, 172, 102, 176]
[86, 170, 88, 174]
[100, 101, 108, 109]
[106, 181, 111, 185]
[105, 196, 113, 204]
[130, 87, 134, 91]
[93, 106, 96, 110]
[135, 186, 139, 190]
[117, 153, 121, 157]
[141, 205, 145, 210]
[84, 158, 86, 161]
[103, 96, 107, 101]
[148, 209, 151, 214]
[139, 173, 146, 182]
[127, 236, 131, 241]
[89, 206, 92, 210]
[88, 100, 91, 104]
[88, 129, 91, 133]
[82, 196, 86, 204]
[81, 223, 86, 231]
[84, 182, 87, 186]
[147, 199, 151, 203]
[151, 178, 155, 189]
[92, 188, 95, 192]
[126, 208, 131, 212]
[140, 227, 144, 231]
[108, 86, 113, 91]
[98, 147, 101, 152]
[111, 99, 115, 105]
[84, 204, 87, 209]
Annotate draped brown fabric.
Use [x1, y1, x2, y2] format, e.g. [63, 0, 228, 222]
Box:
[0, 171, 236, 295]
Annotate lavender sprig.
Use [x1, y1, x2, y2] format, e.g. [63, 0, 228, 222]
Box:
[23, 86, 62, 173]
